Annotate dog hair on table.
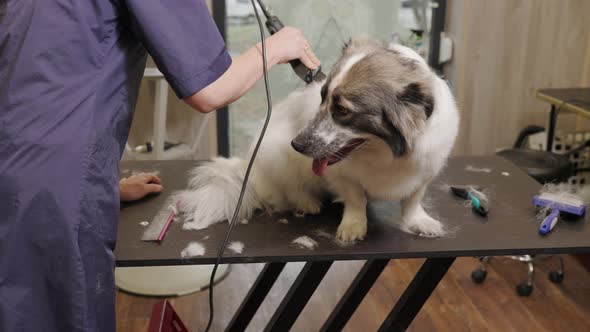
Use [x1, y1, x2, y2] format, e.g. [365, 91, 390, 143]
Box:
[175, 37, 460, 242]
[292, 236, 319, 250]
[227, 241, 244, 254]
[180, 241, 205, 258]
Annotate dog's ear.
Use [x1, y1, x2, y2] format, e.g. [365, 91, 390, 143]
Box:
[397, 83, 434, 118]
[381, 84, 431, 156]
[381, 106, 409, 157]
[381, 103, 410, 157]
[342, 38, 352, 53]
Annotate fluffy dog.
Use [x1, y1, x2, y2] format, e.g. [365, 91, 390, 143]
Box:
[176, 38, 459, 242]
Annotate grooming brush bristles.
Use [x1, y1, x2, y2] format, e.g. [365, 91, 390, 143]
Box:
[537, 192, 584, 208]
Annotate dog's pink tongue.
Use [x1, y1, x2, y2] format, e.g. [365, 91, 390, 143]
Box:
[312, 158, 329, 176]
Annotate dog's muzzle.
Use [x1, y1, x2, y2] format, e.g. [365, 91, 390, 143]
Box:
[291, 139, 306, 154]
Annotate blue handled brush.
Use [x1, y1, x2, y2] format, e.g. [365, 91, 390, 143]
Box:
[533, 192, 586, 235]
[450, 186, 489, 217]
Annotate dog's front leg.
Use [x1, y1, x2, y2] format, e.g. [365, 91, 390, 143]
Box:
[331, 179, 368, 242]
[399, 183, 445, 237]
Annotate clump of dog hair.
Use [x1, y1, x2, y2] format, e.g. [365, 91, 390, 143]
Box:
[438, 182, 451, 192]
[292, 236, 318, 249]
[278, 218, 289, 224]
[465, 165, 492, 173]
[540, 183, 590, 204]
[312, 229, 333, 239]
[168, 204, 178, 216]
[294, 211, 306, 218]
[180, 242, 205, 258]
[139, 221, 149, 227]
[227, 241, 244, 254]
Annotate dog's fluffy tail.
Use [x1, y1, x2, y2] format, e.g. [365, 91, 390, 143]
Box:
[175, 157, 262, 230]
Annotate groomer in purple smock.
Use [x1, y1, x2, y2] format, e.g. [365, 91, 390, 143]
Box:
[0, 0, 319, 330]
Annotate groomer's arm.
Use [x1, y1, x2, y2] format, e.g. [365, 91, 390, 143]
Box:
[185, 27, 320, 113]
[125, 0, 317, 112]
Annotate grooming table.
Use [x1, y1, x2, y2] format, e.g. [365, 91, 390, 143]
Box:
[116, 156, 590, 331]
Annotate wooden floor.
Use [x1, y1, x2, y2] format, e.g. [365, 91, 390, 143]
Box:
[116, 255, 590, 332]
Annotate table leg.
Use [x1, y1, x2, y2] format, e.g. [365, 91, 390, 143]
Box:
[547, 104, 557, 152]
[225, 263, 286, 332]
[378, 257, 456, 332]
[264, 261, 333, 332]
[320, 259, 390, 332]
[153, 79, 169, 160]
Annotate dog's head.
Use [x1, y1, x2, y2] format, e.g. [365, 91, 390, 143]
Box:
[291, 38, 436, 176]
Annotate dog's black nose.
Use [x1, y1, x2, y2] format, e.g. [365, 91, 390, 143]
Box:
[291, 140, 305, 153]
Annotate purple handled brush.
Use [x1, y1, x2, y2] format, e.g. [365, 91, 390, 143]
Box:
[533, 192, 586, 235]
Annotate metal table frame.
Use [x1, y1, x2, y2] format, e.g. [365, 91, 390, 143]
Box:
[224, 257, 454, 332]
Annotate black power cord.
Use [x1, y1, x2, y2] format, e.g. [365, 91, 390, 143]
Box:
[204, 1, 272, 331]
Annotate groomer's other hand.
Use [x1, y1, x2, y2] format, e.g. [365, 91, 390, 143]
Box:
[120, 173, 163, 202]
[262, 27, 320, 70]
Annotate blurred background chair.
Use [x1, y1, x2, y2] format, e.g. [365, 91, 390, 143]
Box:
[470, 124, 586, 296]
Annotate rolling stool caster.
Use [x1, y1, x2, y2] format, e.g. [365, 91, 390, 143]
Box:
[549, 271, 564, 283]
[548, 255, 565, 284]
[512, 255, 535, 297]
[471, 269, 487, 283]
[516, 282, 533, 297]
[471, 257, 489, 284]
[472, 255, 564, 296]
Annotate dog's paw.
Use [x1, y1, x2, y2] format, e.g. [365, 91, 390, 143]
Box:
[336, 221, 367, 242]
[294, 197, 322, 215]
[399, 214, 445, 238]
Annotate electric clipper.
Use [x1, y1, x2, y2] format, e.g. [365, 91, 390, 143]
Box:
[256, 0, 326, 84]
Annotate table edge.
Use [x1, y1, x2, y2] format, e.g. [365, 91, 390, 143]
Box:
[115, 246, 590, 267]
[536, 90, 590, 118]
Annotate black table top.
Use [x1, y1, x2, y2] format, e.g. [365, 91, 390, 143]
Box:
[536, 88, 590, 114]
[115, 156, 590, 267]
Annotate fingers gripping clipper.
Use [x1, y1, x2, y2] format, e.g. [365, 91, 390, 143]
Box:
[256, 0, 326, 84]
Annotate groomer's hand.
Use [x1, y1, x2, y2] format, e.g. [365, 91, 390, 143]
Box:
[261, 27, 320, 70]
[119, 173, 163, 202]
[185, 27, 320, 113]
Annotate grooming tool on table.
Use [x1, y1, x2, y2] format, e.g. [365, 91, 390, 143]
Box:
[450, 185, 489, 217]
[256, 0, 326, 84]
[533, 192, 586, 235]
[141, 202, 178, 242]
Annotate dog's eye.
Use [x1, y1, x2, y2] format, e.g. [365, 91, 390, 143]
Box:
[334, 105, 349, 116]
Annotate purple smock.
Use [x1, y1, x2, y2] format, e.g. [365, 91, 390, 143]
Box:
[0, 0, 231, 330]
